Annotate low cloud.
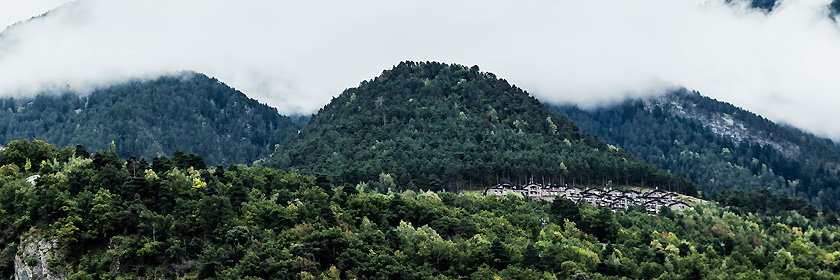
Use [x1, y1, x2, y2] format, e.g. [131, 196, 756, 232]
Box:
[1, 0, 839, 139]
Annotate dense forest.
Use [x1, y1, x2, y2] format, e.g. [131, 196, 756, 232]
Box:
[0, 73, 298, 166]
[2, 140, 840, 279]
[261, 62, 697, 195]
[551, 89, 840, 210]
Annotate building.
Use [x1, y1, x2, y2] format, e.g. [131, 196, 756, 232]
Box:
[610, 196, 634, 210]
[644, 199, 668, 214]
[485, 183, 691, 214]
[668, 201, 692, 211]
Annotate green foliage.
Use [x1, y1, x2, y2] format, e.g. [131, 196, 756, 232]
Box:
[1, 142, 839, 279]
[0, 73, 298, 166]
[0, 139, 55, 173]
[262, 61, 696, 195]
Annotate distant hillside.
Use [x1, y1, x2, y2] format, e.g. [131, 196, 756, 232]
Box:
[0, 73, 297, 165]
[261, 61, 697, 195]
[551, 89, 840, 210]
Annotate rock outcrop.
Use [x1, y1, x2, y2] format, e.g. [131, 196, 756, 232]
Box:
[14, 233, 64, 280]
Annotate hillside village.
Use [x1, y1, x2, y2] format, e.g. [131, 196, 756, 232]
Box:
[485, 183, 692, 214]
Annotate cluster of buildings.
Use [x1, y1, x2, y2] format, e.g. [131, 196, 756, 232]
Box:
[485, 183, 691, 214]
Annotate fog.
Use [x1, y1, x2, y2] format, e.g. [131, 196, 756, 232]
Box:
[1, 0, 840, 139]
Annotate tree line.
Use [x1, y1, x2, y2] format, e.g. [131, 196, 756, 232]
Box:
[1, 140, 840, 279]
[0, 72, 298, 166]
[261, 61, 697, 196]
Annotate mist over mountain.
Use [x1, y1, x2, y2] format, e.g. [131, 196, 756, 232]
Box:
[0, 73, 297, 165]
[1, 0, 840, 141]
[2, 0, 840, 277]
[551, 89, 840, 210]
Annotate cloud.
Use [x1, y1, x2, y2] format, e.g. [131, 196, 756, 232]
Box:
[1, 0, 840, 140]
[0, 0, 70, 31]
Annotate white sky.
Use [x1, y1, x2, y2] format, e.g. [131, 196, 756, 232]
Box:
[0, 0, 69, 30]
[1, 0, 840, 140]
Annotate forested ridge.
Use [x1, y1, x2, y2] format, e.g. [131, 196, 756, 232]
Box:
[261, 61, 697, 195]
[550, 89, 840, 210]
[0, 73, 298, 166]
[2, 61, 840, 278]
[2, 140, 840, 279]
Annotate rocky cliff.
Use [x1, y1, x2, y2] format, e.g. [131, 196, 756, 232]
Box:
[14, 233, 64, 280]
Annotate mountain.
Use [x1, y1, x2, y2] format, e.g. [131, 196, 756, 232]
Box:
[728, 0, 778, 12]
[261, 61, 697, 195]
[0, 73, 298, 165]
[726, 0, 840, 18]
[550, 89, 840, 210]
[2, 142, 840, 279]
[833, 0, 840, 19]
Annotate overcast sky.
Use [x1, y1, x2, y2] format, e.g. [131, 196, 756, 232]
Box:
[1, 0, 840, 140]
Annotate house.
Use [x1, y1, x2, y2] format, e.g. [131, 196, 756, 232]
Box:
[598, 197, 611, 207]
[485, 184, 511, 196]
[581, 194, 602, 207]
[669, 201, 692, 211]
[606, 189, 624, 198]
[610, 196, 634, 210]
[623, 189, 641, 199]
[643, 189, 669, 199]
[564, 186, 582, 200]
[524, 183, 543, 199]
[540, 184, 563, 201]
[511, 185, 529, 197]
[662, 193, 679, 203]
[483, 182, 691, 214]
[0, 144, 5, 151]
[581, 188, 604, 196]
[644, 199, 668, 214]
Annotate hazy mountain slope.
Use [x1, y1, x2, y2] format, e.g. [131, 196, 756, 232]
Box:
[550, 89, 840, 210]
[728, 0, 777, 12]
[261, 61, 697, 195]
[0, 73, 297, 165]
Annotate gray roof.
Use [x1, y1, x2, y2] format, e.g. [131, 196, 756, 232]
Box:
[644, 199, 667, 205]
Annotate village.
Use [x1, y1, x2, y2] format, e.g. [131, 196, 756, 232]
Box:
[485, 182, 692, 214]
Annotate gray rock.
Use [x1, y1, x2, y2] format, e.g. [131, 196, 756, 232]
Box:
[14, 234, 65, 280]
[25, 175, 40, 186]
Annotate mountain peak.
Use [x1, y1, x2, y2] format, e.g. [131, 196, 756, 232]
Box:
[0, 73, 298, 165]
[263, 62, 697, 195]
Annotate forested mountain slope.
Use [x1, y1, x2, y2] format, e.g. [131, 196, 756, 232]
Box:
[2, 140, 840, 279]
[551, 89, 840, 210]
[261, 61, 696, 195]
[0, 73, 297, 165]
